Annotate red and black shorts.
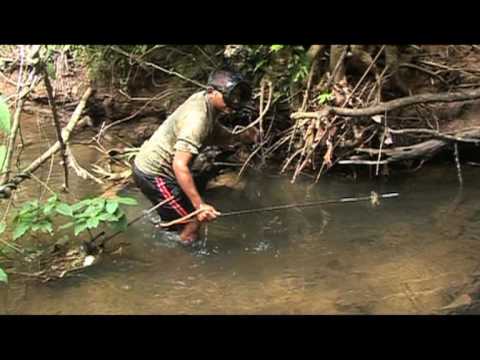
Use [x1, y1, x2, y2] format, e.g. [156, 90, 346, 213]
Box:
[133, 165, 195, 223]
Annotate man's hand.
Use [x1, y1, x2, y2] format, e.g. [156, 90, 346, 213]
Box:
[197, 203, 221, 223]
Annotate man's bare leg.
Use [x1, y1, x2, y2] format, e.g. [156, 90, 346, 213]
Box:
[179, 220, 201, 245]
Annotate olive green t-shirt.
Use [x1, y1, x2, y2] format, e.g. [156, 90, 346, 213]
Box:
[134, 91, 220, 180]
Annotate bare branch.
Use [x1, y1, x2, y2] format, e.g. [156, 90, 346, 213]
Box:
[0, 87, 93, 199]
[43, 65, 69, 190]
[291, 87, 480, 120]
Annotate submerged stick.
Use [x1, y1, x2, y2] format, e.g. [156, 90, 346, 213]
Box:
[90, 196, 174, 250]
[453, 142, 463, 188]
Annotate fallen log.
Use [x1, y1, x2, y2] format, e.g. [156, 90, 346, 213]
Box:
[339, 127, 480, 165]
[291, 87, 480, 120]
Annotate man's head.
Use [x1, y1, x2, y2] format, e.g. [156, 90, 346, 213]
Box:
[206, 69, 251, 113]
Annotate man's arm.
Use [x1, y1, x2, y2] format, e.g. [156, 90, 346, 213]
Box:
[213, 124, 259, 146]
[172, 150, 219, 222]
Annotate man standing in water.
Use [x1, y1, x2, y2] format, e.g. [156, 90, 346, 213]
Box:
[133, 69, 257, 245]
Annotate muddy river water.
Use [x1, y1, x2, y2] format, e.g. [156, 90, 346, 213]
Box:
[1, 109, 480, 314]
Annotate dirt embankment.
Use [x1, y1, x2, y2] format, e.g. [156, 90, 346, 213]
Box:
[2, 45, 480, 189]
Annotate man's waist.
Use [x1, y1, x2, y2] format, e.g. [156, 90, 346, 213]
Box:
[133, 160, 174, 180]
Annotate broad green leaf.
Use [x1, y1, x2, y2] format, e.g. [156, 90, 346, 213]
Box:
[98, 213, 110, 221]
[98, 213, 119, 222]
[71, 200, 90, 212]
[317, 91, 334, 104]
[20, 200, 39, 212]
[17, 213, 35, 224]
[55, 203, 73, 217]
[31, 221, 52, 233]
[74, 222, 89, 236]
[19, 203, 37, 216]
[43, 203, 56, 216]
[87, 217, 100, 229]
[78, 205, 101, 218]
[0, 97, 11, 135]
[47, 195, 59, 204]
[115, 197, 138, 206]
[106, 200, 119, 214]
[0, 267, 7, 284]
[13, 222, 31, 240]
[38, 221, 53, 234]
[0, 222, 5, 235]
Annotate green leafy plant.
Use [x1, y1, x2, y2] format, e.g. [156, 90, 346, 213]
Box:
[288, 50, 310, 84]
[8, 194, 138, 241]
[58, 195, 137, 236]
[11, 197, 57, 240]
[316, 91, 334, 105]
